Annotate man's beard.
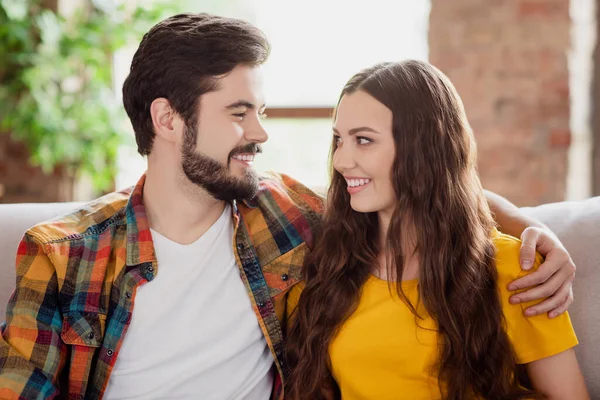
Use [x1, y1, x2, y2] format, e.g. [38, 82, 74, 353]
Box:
[181, 124, 262, 201]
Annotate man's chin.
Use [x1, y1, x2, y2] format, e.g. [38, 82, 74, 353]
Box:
[209, 174, 260, 201]
[234, 166, 260, 185]
[231, 162, 258, 178]
[237, 175, 260, 199]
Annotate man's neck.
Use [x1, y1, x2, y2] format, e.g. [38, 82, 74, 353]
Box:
[143, 165, 227, 245]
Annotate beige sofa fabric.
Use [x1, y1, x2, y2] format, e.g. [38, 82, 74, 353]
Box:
[520, 197, 600, 395]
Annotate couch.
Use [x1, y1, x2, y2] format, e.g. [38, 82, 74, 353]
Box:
[0, 198, 599, 396]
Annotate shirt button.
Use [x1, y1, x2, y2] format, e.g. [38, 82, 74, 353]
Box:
[146, 266, 154, 273]
[257, 302, 265, 308]
[281, 274, 289, 281]
[125, 292, 132, 299]
[237, 243, 245, 251]
[87, 332, 94, 340]
[106, 349, 114, 357]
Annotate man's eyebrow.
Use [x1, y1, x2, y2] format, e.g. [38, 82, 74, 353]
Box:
[226, 100, 266, 110]
[332, 126, 381, 135]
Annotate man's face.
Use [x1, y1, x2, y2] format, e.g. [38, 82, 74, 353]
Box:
[181, 64, 268, 201]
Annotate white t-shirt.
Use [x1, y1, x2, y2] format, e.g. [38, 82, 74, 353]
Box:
[104, 205, 274, 400]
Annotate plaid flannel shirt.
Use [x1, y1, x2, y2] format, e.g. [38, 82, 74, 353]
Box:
[0, 173, 323, 399]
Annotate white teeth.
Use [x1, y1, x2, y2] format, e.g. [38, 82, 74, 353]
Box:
[233, 154, 255, 162]
[346, 178, 371, 187]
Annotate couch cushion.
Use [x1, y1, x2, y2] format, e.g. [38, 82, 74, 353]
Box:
[520, 196, 600, 396]
[0, 203, 83, 321]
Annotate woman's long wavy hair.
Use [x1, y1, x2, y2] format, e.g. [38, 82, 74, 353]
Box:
[285, 60, 538, 400]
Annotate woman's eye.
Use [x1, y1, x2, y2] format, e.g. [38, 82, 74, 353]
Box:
[333, 135, 342, 145]
[357, 137, 372, 145]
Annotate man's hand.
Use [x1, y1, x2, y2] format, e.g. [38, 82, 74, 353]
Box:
[507, 227, 576, 319]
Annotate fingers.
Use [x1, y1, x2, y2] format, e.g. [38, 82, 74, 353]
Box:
[545, 287, 575, 318]
[509, 268, 565, 305]
[508, 252, 561, 291]
[522, 282, 574, 318]
[519, 227, 541, 270]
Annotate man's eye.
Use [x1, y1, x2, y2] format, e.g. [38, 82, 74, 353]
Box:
[233, 113, 247, 119]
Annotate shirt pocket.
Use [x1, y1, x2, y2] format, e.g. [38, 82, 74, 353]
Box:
[262, 242, 307, 298]
[60, 311, 106, 347]
[60, 312, 107, 398]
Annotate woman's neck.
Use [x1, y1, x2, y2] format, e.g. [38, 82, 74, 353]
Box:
[376, 210, 420, 282]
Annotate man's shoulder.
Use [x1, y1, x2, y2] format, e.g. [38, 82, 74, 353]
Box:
[238, 172, 324, 252]
[254, 172, 325, 214]
[27, 187, 133, 245]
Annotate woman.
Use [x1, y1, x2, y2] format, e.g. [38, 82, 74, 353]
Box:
[285, 60, 588, 399]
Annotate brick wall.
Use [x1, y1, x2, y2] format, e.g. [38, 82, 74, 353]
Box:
[429, 0, 571, 206]
[0, 134, 74, 203]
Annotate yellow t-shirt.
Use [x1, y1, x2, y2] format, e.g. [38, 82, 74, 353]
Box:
[286, 232, 578, 400]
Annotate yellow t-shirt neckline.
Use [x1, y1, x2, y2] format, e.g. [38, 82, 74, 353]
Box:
[368, 274, 419, 288]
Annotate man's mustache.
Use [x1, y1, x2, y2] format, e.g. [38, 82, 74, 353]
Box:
[229, 143, 263, 157]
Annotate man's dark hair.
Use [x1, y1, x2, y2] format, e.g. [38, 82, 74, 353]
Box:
[122, 13, 271, 155]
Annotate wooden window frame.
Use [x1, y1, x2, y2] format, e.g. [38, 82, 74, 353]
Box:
[265, 107, 334, 119]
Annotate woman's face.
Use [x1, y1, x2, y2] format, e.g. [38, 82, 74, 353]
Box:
[332, 90, 397, 216]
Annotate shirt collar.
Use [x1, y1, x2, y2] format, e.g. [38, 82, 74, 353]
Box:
[125, 174, 156, 266]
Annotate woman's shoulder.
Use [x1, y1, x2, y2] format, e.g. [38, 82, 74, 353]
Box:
[491, 228, 543, 286]
[490, 229, 578, 364]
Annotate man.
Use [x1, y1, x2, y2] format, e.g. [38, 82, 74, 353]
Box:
[0, 13, 576, 399]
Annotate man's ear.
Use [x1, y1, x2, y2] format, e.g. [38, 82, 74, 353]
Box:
[150, 98, 181, 143]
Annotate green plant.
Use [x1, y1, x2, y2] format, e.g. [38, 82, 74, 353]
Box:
[0, 0, 174, 192]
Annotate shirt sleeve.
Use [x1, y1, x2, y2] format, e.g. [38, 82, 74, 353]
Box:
[0, 233, 66, 399]
[263, 172, 325, 215]
[494, 233, 579, 365]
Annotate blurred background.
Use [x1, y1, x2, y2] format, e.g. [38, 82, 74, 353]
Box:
[0, 0, 596, 206]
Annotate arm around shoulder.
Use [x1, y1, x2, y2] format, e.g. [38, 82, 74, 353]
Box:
[484, 189, 548, 237]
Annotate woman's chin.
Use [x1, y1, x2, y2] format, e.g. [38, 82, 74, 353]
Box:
[349, 199, 379, 214]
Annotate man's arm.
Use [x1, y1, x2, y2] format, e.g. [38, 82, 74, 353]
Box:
[485, 189, 553, 242]
[0, 233, 65, 399]
[485, 190, 576, 318]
